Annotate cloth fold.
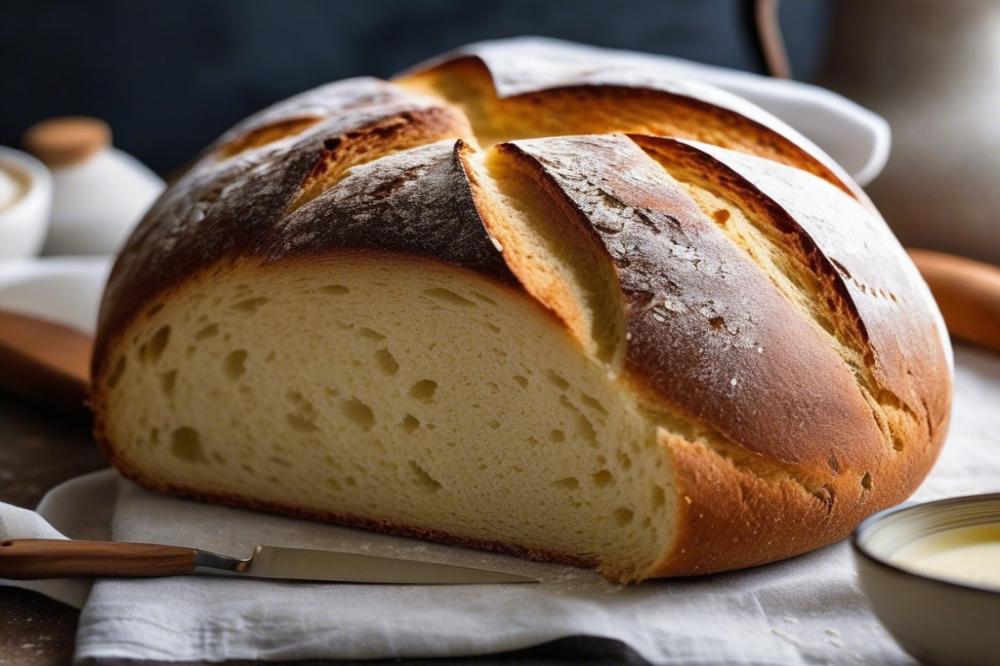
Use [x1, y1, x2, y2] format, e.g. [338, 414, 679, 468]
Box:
[3, 345, 997, 664]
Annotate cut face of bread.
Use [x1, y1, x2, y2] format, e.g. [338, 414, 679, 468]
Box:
[101, 255, 673, 579]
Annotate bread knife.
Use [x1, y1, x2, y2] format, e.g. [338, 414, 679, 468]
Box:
[0, 538, 537, 584]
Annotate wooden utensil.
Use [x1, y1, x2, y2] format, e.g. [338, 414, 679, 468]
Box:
[908, 249, 1000, 353]
[0, 309, 92, 417]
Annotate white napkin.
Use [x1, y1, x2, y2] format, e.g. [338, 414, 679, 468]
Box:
[3, 344, 997, 664]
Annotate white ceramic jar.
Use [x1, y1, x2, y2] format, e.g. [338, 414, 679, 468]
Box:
[23, 117, 164, 255]
[0, 146, 52, 260]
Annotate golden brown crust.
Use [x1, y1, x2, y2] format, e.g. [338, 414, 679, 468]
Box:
[94, 79, 481, 366]
[397, 42, 864, 201]
[491, 135, 882, 470]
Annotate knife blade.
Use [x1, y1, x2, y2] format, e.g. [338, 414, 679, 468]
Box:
[199, 544, 538, 584]
[0, 538, 538, 584]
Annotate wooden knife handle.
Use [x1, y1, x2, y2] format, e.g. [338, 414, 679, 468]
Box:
[908, 249, 1000, 353]
[0, 538, 197, 579]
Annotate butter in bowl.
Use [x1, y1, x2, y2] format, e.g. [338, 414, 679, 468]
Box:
[853, 493, 1000, 666]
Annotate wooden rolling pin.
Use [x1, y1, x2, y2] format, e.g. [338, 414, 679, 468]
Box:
[908, 249, 1000, 354]
[0, 310, 91, 419]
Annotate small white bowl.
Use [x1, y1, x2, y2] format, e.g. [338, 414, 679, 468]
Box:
[0, 146, 52, 260]
[854, 494, 1000, 666]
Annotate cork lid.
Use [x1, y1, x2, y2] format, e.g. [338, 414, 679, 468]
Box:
[23, 117, 111, 167]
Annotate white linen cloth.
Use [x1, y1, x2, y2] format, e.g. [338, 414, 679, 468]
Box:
[2, 344, 997, 664]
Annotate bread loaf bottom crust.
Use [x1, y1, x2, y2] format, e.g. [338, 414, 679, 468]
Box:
[93, 253, 679, 581]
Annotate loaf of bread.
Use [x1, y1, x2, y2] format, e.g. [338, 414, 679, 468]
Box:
[91, 40, 952, 581]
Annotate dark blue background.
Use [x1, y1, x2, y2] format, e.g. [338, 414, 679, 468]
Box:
[1, 1, 828, 173]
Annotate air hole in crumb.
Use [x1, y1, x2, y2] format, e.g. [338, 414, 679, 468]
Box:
[576, 414, 598, 447]
[159, 369, 178, 396]
[513, 375, 529, 388]
[549, 429, 565, 442]
[552, 477, 579, 490]
[318, 285, 349, 295]
[149, 428, 160, 447]
[231, 296, 269, 313]
[108, 356, 127, 388]
[345, 476, 357, 487]
[708, 316, 725, 330]
[546, 371, 570, 390]
[223, 349, 248, 379]
[145, 326, 171, 363]
[652, 485, 666, 507]
[423, 287, 476, 307]
[408, 461, 442, 492]
[286, 413, 318, 432]
[285, 391, 319, 432]
[613, 508, 634, 527]
[286, 391, 319, 432]
[327, 478, 342, 492]
[471, 291, 497, 306]
[580, 393, 608, 414]
[358, 327, 385, 341]
[341, 397, 375, 430]
[861, 472, 873, 490]
[488, 419, 500, 429]
[375, 348, 399, 375]
[401, 414, 420, 432]
[170, 427, 205, 463]
[617, 452, 633, 470]
[409, 379, 437, 402]
[194, 323, 219, 340]
[592, 469, 614, 487]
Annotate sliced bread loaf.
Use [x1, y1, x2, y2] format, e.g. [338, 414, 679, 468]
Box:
[90, 40, 951, 581]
